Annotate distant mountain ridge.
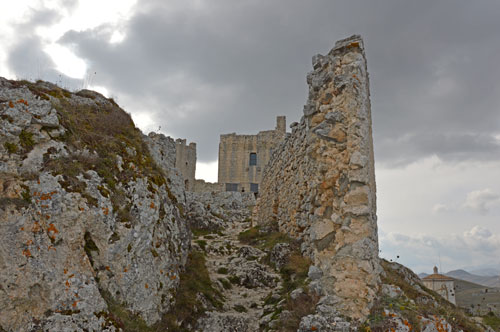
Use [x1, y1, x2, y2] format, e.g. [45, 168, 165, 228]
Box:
[446, 269, 500, 288]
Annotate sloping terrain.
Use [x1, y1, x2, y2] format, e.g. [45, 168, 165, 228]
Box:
[447, 270, 500, 289]
[453, 279, 500, 316]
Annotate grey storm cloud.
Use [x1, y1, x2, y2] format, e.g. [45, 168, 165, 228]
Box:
[7, 0, 500, 163]
[7, 6, 82, 88]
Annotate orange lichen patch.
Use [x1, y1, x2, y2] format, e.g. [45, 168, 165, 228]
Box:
[102, 207, 109, 215]
[170, 275, 176, 280]
[26, 239, 33, 246]
[79, 207, 84, 211]
[72, 301, 78, 308]
[40, 193, 52, 201]
[160, 269, 163, 274]
[37, 179, 40, 184]
[403, 319, 412, 331]
[150, 202, 155, 209]
[105, 266, 111, 271]
[41, 205, 49, 208]
[311, 326, 317, 331]
[17, 99, 29, 106]
[8, 101, 14, 108]
[20, 227, 24, 231]
[145, 283, 149, 289]
[22, 248, 32, 258]
[123, 267, 128, 272]
[65, 280, 70, 287]
[32, 221, 41, 233]
[48, 245, 56, 251]
[347, 41, 360, 49]
[45, 215, 50, 220]
[68, 274, 74, 278]
[47, 223, 59, 234]
[64, 268, 68, 274]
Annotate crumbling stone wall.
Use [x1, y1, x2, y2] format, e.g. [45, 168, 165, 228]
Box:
[218, 116, 286, 193]
[175, 139, 196, 191]
[192, 179, 224, 192]
[255, 35, 381, 320]
[147, 133, 196, 191]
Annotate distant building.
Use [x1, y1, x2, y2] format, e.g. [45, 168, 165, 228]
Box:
[217, 116, 286, 194]
[422, 266, 456, 305]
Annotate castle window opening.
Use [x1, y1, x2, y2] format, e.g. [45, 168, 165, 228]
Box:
[249, 153, 257, 166]
[226, 183, 238, 192]
[250, 183, 259, 193]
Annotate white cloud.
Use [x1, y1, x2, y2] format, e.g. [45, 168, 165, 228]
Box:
[44, 43, 86, 78]
[432, 203, 449, 214]
[196, 160, 218, 183]
[380, 225, 500, 274]
[463, 188, 500, 214]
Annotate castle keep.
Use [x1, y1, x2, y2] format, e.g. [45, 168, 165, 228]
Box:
[217, 116, 286, 193]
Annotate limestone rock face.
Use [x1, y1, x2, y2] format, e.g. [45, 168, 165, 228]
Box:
[255, 35, 381, 321]
[0, 78, 190, 331]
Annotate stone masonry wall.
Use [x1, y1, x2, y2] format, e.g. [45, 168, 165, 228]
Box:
[146, 133, 196, 192]
[175, 139, 196, 191]
[255, 35, 381, 320]
[218, 116, 286, 193]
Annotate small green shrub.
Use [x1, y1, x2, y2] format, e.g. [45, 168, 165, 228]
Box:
[234, 304, 247, 313]
[483, 312, 500, 331]
[195, 240, 207, 251]
[21, 188, 31, 204]
[228, 275, 240, 285]
[219, 278, 232, 290]
[19, 130, 35, 150]
[217, 267, 228, 274]
[238, 225, 292, 249]
[97, 289, 155, 332]
[159, 250, 223, 330]
[3, 142, 18, 154]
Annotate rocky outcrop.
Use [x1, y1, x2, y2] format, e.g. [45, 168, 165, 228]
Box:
[0, 78, 190, 331]
[186, 191, 255, 230]
[255, 35, 381, 321]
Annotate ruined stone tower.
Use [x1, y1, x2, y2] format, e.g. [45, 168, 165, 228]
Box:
[217, 116, 286, 193]
[255, 35, 381, 320]
[175, 139, 196, 191]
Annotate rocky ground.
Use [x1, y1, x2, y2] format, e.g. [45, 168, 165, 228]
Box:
[193, 217, 282, 331]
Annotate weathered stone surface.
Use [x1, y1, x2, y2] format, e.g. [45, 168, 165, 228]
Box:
[269, 242, 291, 270]
[196, 312, 250, 332]
[186, 191, 255, 230]
[254, 35, 381, 321]
[0, 78, 191, 331]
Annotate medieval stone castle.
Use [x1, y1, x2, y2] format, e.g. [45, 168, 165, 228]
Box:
[163, 35, 380, 319]
[169, 115, 288, 195]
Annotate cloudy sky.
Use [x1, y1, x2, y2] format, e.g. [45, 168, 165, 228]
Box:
[2, 0, 500, 274]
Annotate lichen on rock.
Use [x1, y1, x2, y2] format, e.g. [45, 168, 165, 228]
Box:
[0, 77, 190, 331]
